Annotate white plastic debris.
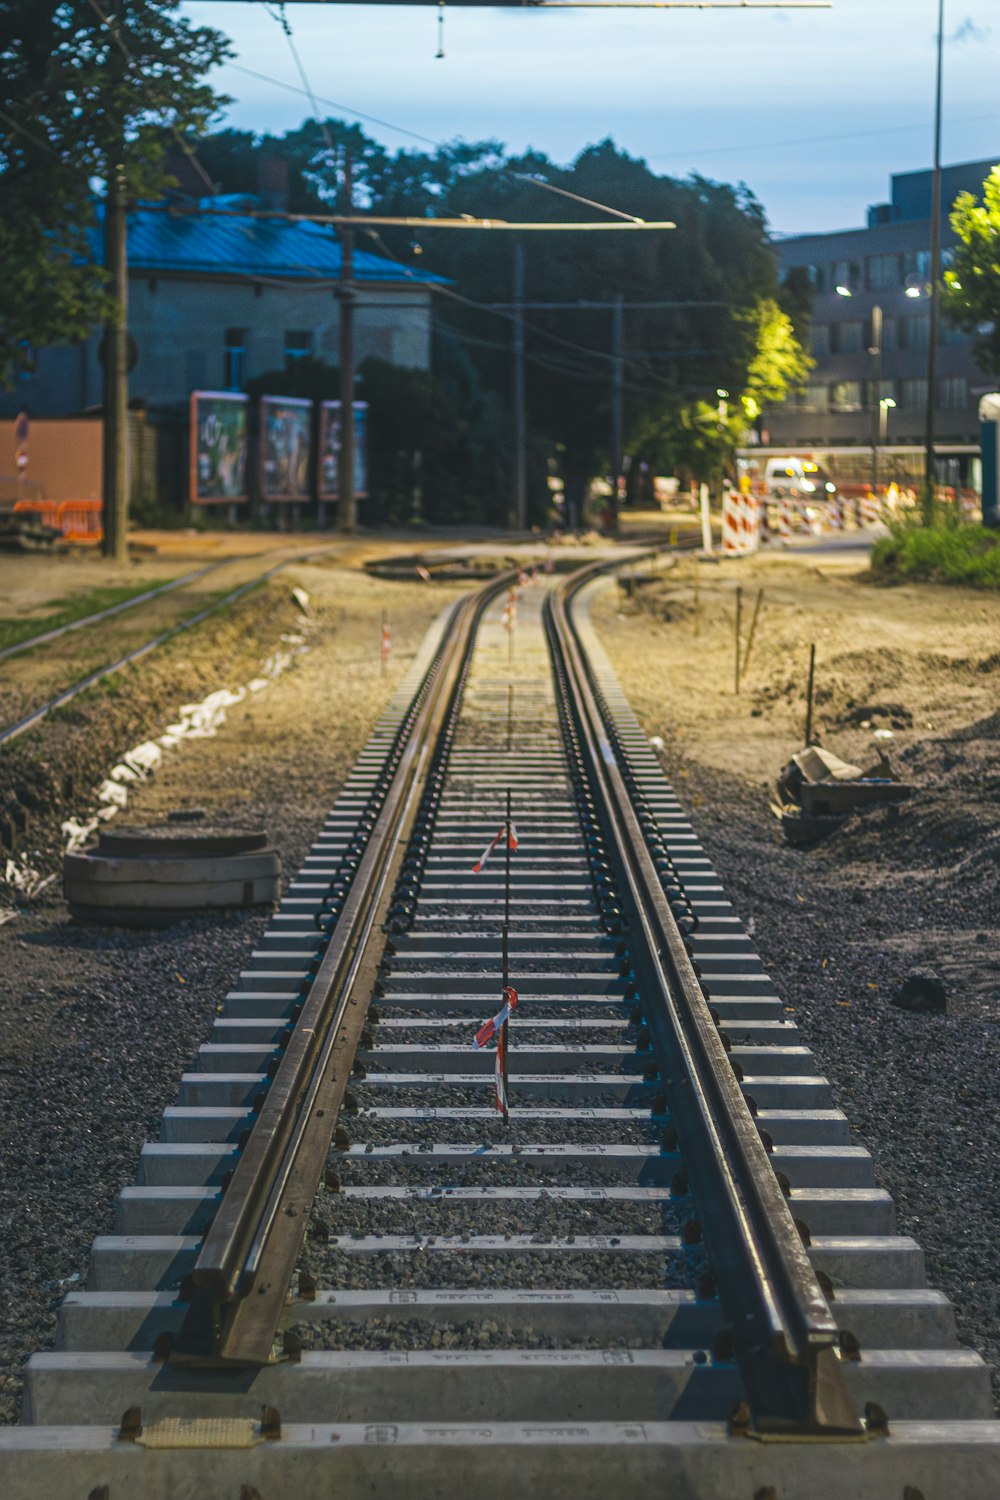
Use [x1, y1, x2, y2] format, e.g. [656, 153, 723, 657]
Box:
[60, 627, 312, 857]
[291, 586, 312, 616]
[96, 779, 129, 808]
[649, 736, 664, 751]
[3, 855, 56, 898]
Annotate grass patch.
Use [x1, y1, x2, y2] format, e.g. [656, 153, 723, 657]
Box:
[0, 581, 176, 654]
[871, 524, 1000, 587]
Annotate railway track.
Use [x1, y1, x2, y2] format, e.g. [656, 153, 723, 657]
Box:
[3, 560, 998, 1498]
[0, 542, 341, 746]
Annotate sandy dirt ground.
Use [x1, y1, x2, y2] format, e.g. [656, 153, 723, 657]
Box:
[591, 538, 1000, 1398]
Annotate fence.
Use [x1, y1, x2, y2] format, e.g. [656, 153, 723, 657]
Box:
[13, 499, 103, 542]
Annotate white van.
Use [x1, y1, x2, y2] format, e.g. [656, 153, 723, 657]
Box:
[764, 457, 837, 499]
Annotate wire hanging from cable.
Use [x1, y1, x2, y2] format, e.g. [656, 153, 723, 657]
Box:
[436, 1, 446, 59]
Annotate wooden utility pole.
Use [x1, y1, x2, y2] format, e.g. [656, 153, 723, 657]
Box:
[512, 238, 526, 531]
[337, 149, 357, 532]
[101, 161, 129, 563]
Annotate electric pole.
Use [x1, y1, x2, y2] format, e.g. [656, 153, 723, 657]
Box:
[512, 238, 526, 531]
[923, 0, 945, 524]
[337, 148, 357, 532]
[611, 292, 624, 515]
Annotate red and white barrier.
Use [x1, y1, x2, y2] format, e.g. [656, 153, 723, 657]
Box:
[859, 491, 882, 526]
[722, 491, 760, 554]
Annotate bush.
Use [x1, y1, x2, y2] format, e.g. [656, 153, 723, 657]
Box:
[871, 523, 1000, 587]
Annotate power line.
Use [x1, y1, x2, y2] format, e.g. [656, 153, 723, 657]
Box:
[361, 224, 683, 390]
[651, 110, 1000, 166]
[221, 58, 662, 223]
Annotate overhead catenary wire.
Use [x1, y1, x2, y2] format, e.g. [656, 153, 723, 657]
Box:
[221, 56, 1000, 189]
[361, 225, 682, 390]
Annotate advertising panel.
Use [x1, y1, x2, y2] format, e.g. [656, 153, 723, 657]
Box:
[319, 400, 369, 500]
[260, 396, 312, 503]
[189, 391, 249, 504]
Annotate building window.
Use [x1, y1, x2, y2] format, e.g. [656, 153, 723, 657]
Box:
[899, 315, 930, 351]
[941, 320, 970, 347]
[880, 317, 897, 352]
[830, 381, 863, 412]
[833, 258, 862, 293]
[903, 248, 932, 283]
[810, 324, 830, 358]
[900, 378, 929, 409]
[799, 383, 829, 412]
[830, 321, 864, 355]
[284, 329, 313, 368]
[939, 377, 968, 410]
[224, 328, 247, 390]
[867, 254, 901, 290]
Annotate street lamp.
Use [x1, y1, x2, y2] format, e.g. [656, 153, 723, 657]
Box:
[837, 286, 884, 490]
[879, 398, 897, 443]
[875, 396, 899, 489]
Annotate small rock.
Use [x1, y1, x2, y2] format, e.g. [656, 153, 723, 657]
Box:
[892, 969, 947, 1014]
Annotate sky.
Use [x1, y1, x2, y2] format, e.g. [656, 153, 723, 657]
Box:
[182, 1, 1000, 237]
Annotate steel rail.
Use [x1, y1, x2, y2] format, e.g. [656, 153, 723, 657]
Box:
[0, 544, 341, 747]
[171, 569, 517, 1367]
[0, 563, 226, 666]
[546, 560, 865, 1439]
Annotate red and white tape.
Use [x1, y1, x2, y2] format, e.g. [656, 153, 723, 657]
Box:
[472, 822, 519, 874]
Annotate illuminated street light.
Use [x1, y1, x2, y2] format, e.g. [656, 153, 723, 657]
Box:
[835, 285, 852, 298]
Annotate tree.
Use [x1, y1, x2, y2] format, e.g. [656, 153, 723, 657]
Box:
[942, 163, 1000, 379]
[0, 1, 232, 386]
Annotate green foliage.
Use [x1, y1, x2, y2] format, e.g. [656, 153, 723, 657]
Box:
[942, 163, 1000, 378]
[202, 125, 802, 506]
[871, 523, 1000, 587]
[0, 0, 231, 386]
[0, 581, 175, 654]
[743, 299, 813, 409]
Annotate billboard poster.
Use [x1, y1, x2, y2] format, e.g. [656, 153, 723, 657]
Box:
[260, 396, 312, 503]
[319, 400, 369, 500]
[189, 391, 248, 504]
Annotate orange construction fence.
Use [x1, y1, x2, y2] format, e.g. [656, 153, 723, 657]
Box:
[13, 498, 103, 542]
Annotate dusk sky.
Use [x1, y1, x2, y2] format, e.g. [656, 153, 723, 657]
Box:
[183, 1, 1000, 237]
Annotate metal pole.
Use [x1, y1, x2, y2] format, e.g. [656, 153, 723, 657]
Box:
[512, 238, 526, 531]
[734, 585, 742, 695]
[102, 158, 129, 564]
[923, 0, 945, 525]
[501, 787, 512, 1124]
[804, 643, 816, 746]
[869, 304, 882, 495]
[337, 149, 357, 532]
[611, 292, 624, 508]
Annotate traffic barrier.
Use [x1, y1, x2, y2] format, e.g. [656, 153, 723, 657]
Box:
[722, 490, 760, 554]
[13, 499, 60, 529]
[859, 491, 882, 526]
[58, 500, 103, 542]
[11, 498, 103, 541]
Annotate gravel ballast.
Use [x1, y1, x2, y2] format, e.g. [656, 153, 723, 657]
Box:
[591, 545, 1000, 1407]
[0, 558, 466, 1423]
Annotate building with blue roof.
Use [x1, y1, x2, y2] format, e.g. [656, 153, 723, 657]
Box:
[1, 196, 445, 420]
